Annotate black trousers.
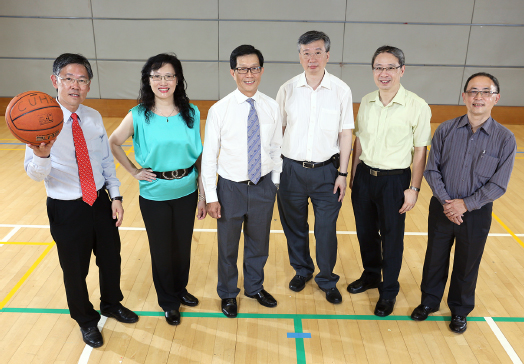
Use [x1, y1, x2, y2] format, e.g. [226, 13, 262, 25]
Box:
[351, 163, 411, 300]
[139, 191, 197, 311]
[47, 190, 123, 328]
[421, 196, 492, 316]
[277, 157, 342, 289]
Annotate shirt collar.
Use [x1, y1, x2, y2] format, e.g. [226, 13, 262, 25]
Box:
[370, 84, 406, 106]
[56, 98, 83, 123]
[461, 114, 494, 135]
[234, 89, 260, 104]
[296, 70, 331, 90]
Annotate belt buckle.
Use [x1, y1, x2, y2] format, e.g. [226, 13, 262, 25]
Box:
[303, 161, 314, 168]
[162, 171, 175, 180]
[370, 169, 378, 177]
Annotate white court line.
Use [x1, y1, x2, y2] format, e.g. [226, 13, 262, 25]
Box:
[0, 224, 523, 237]
[484, 317, 523, 364]
[77, 315, 108, 364]
[0, 226, 21, 247]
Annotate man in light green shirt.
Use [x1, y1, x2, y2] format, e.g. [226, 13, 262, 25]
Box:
[347, 45, 432, 317]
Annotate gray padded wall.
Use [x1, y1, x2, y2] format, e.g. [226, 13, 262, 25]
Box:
[1, 0, 523, 106]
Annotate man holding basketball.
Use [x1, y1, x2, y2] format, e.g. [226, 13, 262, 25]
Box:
[24, 53, 138, 348]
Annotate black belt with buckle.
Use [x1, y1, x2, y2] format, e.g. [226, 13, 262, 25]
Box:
[362, 163, 408, 177]
[238, 175, 266, 185]
[287, 157, 332, 169]
[154, 165, 194, 180]
[74, 189, 102, 201]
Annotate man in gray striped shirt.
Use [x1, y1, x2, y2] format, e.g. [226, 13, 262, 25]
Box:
[410, 72, 516, 334]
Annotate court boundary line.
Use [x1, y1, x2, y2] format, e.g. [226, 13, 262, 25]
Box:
[485, 317, 523, 364]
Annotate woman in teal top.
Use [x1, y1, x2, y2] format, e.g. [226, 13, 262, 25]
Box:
[109, 53, 206, 326]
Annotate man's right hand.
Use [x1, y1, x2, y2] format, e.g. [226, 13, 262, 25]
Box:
[28, 139, 55, 158]
[206, 201, 221, 219]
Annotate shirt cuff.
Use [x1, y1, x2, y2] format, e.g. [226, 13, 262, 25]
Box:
[32, 154, 52, 167]
[107, 186, 120, 199]
[462, 196, 477, 211]
[205, 189, 218, 203]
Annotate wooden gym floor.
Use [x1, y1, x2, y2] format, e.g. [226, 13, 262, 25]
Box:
[1, 117, 524, 364]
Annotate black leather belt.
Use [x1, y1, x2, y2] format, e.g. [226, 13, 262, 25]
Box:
[238, 175, 266, 185]
[154, 165, 194, 180]
[287, 157, 332, 169]
[74, 189, 102, 201]
[362, 163, 408, 177]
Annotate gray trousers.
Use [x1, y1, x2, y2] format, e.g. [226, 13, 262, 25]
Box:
[277, 157, 342, 289]
[216, 174, 277, 299]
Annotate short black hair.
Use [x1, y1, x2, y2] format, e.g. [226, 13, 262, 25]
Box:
[230, 45, 264, 69]
[464, 72, 500, 93]
[52, 53, 93, 80]
[297, 30, 331, 53]
[371, 45, 405, 68]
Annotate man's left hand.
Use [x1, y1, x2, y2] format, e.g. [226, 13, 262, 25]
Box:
[333, 175, 347, 202]
[399, 189, 418, 214]
[443, 199, 467, 225]
[112, 199, 124, 227]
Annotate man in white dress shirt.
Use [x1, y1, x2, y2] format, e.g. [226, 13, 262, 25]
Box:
[24, 53, 138, 348]
[201, 45, 282, 318]
[276, 31, 353, 304]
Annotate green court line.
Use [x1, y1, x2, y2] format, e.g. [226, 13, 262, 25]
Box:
[294, 318, 307, 364]
[1, 308, 521, 322]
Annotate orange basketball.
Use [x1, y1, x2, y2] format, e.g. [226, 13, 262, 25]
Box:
[5, 91, 64, 146]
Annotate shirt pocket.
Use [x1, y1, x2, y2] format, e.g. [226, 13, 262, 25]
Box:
[85, 134, 105, 162]
[475, 154, 498, 178]
[320, 108, 339, 131]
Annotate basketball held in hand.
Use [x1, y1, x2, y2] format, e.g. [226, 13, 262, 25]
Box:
[5, 91, 64, 146]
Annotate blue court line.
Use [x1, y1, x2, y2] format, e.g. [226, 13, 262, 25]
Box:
[288, 333, 312, 339]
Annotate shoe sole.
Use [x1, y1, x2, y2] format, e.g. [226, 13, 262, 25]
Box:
[347, 281, 380, 294]
[289, 275, 313, 292]
[165, 318, 180, 326]
[100, 311, 139, 324]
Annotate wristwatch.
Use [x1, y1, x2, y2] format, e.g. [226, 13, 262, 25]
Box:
[338, 171, 348, 177]
[409, 186, 420, 192]
[111, 196, 123, 202]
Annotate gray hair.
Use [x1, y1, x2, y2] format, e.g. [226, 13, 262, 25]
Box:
[297, 30, 331, 53]
[371, 45, 405, 67]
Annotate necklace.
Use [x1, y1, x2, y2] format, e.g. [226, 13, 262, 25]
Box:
[154, 106, 177, 122]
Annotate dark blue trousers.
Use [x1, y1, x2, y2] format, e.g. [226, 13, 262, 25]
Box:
[277, 157, 341, 289]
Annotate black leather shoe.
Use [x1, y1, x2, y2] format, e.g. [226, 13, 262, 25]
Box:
[221, 298, 238, 318]
[449, 314, 467, 333]
[320, 287, 343, 304]
[374, 298, 396, 317]
[347, 277, 380, 294]
[101, 305, 139, 323]
[165, 309, 181, 326]
[80, 326, 103, 348]
[289, 274, 313, 292]
[180, 292, 199, 307]
[410, 304, 438, 321]
[245, 289, 277, 308]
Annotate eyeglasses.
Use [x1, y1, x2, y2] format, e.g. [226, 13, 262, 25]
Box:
[150, 74, 176, 82]
[300, 51, 326, 59]
[235, 67, 262, 74]
[56, 75, 91, 87]
[464, 90, 498, 98]
[372, 66, 402, 74]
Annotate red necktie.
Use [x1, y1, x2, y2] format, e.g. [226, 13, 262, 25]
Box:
[71, 113, 97, 206]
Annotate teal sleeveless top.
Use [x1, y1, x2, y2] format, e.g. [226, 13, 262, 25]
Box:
[131, 104, 202, 201]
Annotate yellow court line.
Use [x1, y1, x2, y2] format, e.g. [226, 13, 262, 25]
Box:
[1, 242, 54, 246]
[0, 148, 26, 151]
[115, 146, 134, 170]
[493, 213, 524, 249]
[0, 242, 55, 309]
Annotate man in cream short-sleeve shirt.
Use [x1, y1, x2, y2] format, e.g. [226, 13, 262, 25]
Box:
[348, 46, 432, 317]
